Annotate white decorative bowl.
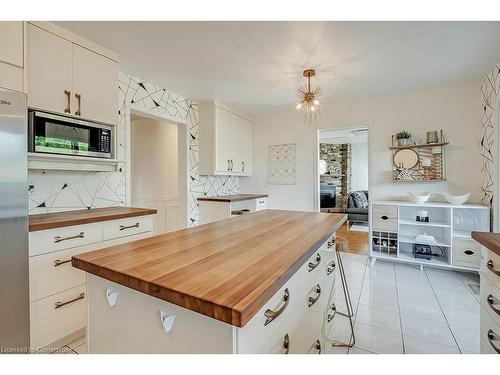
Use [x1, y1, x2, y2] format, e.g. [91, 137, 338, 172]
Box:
[408, 192, 431, 204]
[442, 192, 470, 205]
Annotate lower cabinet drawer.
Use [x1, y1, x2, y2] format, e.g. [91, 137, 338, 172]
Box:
[480, 275, 500, 329]
[102, 215, 154, 241]
[289, 329, 323, 354]
[480, 305, 500, 354]
[259, 330, 291, 354]
[299, 277, 334, 336]
[481, 246, 500, 291]
[29, 247, 88, 302]
[452, 237, 481, 269]
[30, 284, 86, 348]
[237, 274, 300, 354]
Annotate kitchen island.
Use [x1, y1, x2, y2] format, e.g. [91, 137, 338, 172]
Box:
[72, 210, 347, 354]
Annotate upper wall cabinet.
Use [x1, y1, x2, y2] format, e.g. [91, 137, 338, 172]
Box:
[199, 101, 253, 176]
[27, 23, 119, 125]
[0, 21, 24, 92]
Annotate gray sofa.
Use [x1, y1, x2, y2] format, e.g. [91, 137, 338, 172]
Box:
[347, 190, 369, 226]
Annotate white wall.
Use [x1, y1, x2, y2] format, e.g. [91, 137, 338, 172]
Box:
[351, 142, 368, 192]
[240, 81, 482, 211]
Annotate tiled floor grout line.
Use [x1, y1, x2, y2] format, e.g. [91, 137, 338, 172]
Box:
[423, 268, 462, 353]
[393, 264, 406, 354]
[346, 255, 369, 354]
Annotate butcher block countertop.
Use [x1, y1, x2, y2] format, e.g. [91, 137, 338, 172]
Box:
[472, 231, 500, 256]
[29, 207, 158, 232]
[72, 210, 346, 327]
[197, 194, 268, 202]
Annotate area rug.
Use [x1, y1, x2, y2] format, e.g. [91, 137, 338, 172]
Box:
[350, 223, 369, 232]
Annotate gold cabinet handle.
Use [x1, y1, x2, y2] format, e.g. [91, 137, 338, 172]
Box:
[283, 334, 290, 354]
[264, 288, 289, 326]
[327, 303, 336, 322]
[487, 329, 500, 354]
[227, 160, 231, 171]
[326, 260, 336, 275]
[487, 294, 500, 316]
[64, 90, 71, 113]
[487, 260, 500, 277]
[119, 222, 139, 231]
[308, 253, 321, 272]
[230, 160, 233, 171]
[54, 259, 72, 267]
[75, 93, 81, 116]
[54, 232, 84, 243]
[54, 292, 85, 309]
[242, 161, 245, 172]
[307, 284, 321, 307]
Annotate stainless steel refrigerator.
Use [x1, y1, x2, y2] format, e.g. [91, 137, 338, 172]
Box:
[0, 89, 29, 353]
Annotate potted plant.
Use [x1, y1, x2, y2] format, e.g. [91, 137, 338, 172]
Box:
[395, 130, 412, 146]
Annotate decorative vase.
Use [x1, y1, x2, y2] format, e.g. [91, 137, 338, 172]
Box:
[397, 138, 411, 146]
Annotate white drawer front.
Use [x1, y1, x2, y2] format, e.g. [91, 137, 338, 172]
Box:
[481, 246, 500, 290]
[103, 215, 154, 241]
[289, 329, 323, 354]
[237, 274, 300, 354]
[29, 247, 89, 302]
[299, 250, 329, 297]
[256, 198, 267, 211]
[29, 223, 102, 257]
[480, 274, 500, 329]
[480, 305, 500, 354]
[30, 284, 86, 348]
[452, 237, 481, 269]
[372, 204, 398, 232]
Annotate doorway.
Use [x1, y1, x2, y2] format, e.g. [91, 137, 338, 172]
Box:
[130, 113, 184, 235]
[317, 127, 369, 255]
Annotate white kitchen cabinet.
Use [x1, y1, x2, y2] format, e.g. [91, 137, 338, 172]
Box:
[27, 22, 118, 124]
[0, 21, 24, 92]
[199, 100, 253, 176]
[29, 212, 156, 350]
[72, 44, 118, 124]
[27, 23, 73, 115]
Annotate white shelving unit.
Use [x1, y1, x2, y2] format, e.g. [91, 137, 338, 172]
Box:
[369, 200, 488, 271]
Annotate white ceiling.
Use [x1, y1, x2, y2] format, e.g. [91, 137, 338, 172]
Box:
[56, 21, 500, 116]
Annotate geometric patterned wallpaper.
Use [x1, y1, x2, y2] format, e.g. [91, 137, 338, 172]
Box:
[480, 63, 499, 229]
[28, 72, 239, 226]
[267, 143, 296, 185]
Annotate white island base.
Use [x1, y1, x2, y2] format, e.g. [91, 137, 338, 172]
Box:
[84, 237, 351, 354]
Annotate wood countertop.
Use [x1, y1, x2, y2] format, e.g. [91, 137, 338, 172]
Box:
[472, 231, 500, 257]
[197, 194, 268, 202]
[72, 210, 346, 327]
[29, 207, 158, 232]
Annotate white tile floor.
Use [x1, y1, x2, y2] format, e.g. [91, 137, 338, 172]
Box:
[52, 253, 481, 355]
[328, 252, 481, 354]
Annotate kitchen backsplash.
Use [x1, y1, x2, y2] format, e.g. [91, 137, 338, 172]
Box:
[28, 72, 239, 226]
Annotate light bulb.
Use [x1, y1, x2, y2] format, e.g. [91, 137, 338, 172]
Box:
[314, 100, 319, 105]
[296, 103, 302, 109]
[311, 106, 316, 112]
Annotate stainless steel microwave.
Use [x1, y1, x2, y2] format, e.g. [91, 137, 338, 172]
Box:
[28, 111, 113, 159]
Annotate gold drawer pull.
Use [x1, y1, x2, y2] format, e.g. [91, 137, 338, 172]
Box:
[75, 93, 81, 116]
[308, 284, 321, 307]
[64, 90, 71, 113]
[308, 253, 321, 272]
[487, 260, 500, 277]
[487, 329, 500, 354]
[283, 334, 290, 354]
[326, 260, 336, 275]
[54, 232, 84, 243]
[487, 294, 500, 316]
[53, 259, 71, 267]
[54, 292, 85, 309]
[119, 222, 139, 231]
[264, 288, 289, 326]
